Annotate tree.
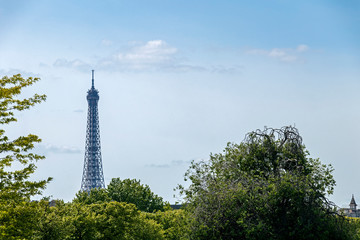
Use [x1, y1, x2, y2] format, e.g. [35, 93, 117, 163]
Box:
[30, 200, 74, 240]
[179, 126, 357, 239]
[0, 200, 43, 239]
[73, 188, 110, 205]
[36, 201, 165, 240]
[145, 209, 191, 240]
[0, 74, 51, 238]
[107, 178, 166, 212]
[89, 201, 164, 239]
[74, 178, 166, 212]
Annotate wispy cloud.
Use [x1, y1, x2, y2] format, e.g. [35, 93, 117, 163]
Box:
[296, 44, 309, 52]
[101, 39, 113, 46]
[36, 144, 81, 155]
[247, 44, 309, 63]
[160, 64, 207, 72]
[52, 40, 242, 73]
[53, 58, 91, 72]
[98, 40, 178, 71]
[124, 40, 177, 62]
[0, 68, 40, 77]
[146, 159, 193, 168]
[210, 65, 243, 74]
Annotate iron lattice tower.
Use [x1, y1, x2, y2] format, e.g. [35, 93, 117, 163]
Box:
[81, 70, 105, 191]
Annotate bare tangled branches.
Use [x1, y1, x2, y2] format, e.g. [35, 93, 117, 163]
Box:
[244, 126, 307, 174]
[244, 125, 303, 149]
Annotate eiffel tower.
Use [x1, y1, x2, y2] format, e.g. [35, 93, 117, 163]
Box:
[81, 70, 105, 191]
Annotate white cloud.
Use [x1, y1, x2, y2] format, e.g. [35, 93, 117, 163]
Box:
[268, 49, 287, 58]
[128, 40, 177, 61]
[36, 144, 81, 155]
[97, 40, 208, 72]
[52, 40, 242, 73]
[0, 68, 39, 77]
[297, 44, 309, 52]
[146, 159, 193, 168]
[246, 49, 267, 55]
[100, 40, 242, 73]
[53, 58, 91, 72]
[107, 40, 178, 69]
[210, 65, 243, 74]
[161, 63, 207, 72]
[247, 44, 309, 63]
[101, 39, 113, 46]
[53, 40, 180, 72]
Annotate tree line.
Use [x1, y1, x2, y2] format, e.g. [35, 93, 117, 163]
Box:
[1, 74, 360, 239]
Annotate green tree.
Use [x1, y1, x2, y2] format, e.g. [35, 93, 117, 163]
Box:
[107, 178, 166, 212]
[73, 188, 110, 205]
[0, 74, 51, 239]
[73, 178, 166, 213]
[90, 201, 164, 239]
[179, 126, 357, 239]
[0, 201, 43, 239]
[36, 201, 165, 240]
[37, 201, 100, 240]
[145, 209, 191, 240]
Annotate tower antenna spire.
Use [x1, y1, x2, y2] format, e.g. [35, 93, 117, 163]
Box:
[92, 70, 95, 88]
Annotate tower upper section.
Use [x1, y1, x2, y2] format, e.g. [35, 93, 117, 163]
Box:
[87, 70, 99, 102]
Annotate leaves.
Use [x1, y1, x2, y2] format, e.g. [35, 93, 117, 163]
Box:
[179, 126, 355, 239]
[35, 201, 166, 240]
[0, 74, 51, 238]
[108, 178, 166, 212]
[73, 178, 166, 213]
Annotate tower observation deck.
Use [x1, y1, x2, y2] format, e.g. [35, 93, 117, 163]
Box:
[81, 70, 105, 191]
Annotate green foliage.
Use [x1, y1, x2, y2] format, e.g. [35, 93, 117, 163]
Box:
[145, 209, 191, 240]
[73, 178, 166, 212]
[0, 74, 51, 203]
[73, 178, 168, 212]
[71, 179, 189, 239]
[179, 126, 357, 239]
[35, 201, 165, 240]
[108, 178, 165, 212]
[0, 201, 42, 239]
[73, 188, 110, 205]
[0, 74, 51, 239]
[33, 200, 73, 240]
[346, 217, 360, 239]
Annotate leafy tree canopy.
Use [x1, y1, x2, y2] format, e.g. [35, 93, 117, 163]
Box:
[36, 201, 165, 240]
[74, 178, 166, 212]
[0, 74, 51, 202]
[108, 178, 166, 212]
[0, 74, 51, 238]
[74, 188, 110, 205]
[179, 126, 356, 240]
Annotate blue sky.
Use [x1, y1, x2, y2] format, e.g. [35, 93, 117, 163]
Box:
[0, 0, 359, 206]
